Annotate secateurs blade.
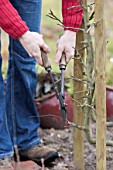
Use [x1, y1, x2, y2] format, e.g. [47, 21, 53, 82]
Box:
[41, 50, 68, 121]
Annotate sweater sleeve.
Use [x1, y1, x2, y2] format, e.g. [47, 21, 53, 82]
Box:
[0, 0, 29, 39]
[62, 0, 83, 32]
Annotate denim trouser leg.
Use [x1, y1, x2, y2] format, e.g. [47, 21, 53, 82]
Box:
[0, 56, 13, 158]
[6, 0, 42, 150]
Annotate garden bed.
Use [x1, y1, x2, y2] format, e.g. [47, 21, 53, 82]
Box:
[38, 124, 113, 170]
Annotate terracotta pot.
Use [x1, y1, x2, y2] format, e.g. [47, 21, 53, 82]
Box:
[35, 92, 74, 129]
[106, 86, 113, 121]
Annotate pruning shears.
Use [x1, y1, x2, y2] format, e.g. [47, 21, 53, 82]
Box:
[41, 50, 68, 122]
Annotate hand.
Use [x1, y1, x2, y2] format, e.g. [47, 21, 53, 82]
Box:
[55, 30, 76, 64]
[18, 31, 50, 66]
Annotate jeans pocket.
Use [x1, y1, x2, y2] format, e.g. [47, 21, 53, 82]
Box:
[11, 51, 36, 66]
[10, 51, 37, 92]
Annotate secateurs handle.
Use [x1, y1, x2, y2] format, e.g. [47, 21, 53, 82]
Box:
[41, 49, 68, 121]
[59, 52, 66, 70]
[41, 49, 51, 71]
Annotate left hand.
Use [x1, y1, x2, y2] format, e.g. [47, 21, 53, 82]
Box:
[55, 30, 76, 64]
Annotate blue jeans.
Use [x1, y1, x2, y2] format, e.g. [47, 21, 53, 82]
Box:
[0, 0, 42, 158]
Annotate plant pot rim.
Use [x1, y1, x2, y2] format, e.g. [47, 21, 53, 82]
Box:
[35, 92, 56, 103]
[106, 85, 113, 91]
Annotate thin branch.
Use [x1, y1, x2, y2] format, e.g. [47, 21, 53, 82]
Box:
[77, 96, 88, 100]
[86, 21, 101, 33]
[67, 120, 86, 131]
[74, 90, 88, 94]
[57, 23, 85, 32]
[73, 52, 87, 69]
[88, 3, 95, 10]
[90, 111, 113, 128]
[72, 98, 83, 106]
[78, 0, 84, 8]
[70, 76, 89, 84]
[46, 9, 62, 24]
[78, 44, 88, 52]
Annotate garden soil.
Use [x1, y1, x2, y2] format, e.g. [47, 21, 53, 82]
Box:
[38, 124, 113, 170]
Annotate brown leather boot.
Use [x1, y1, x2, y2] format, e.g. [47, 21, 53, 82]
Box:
[19, 145, 58, 166]
[0, 157, 14, 170]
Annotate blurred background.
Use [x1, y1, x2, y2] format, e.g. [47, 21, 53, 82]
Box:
[1, 0, 113, 90]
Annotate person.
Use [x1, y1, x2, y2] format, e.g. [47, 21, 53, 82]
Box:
[0, 0, 83, 169]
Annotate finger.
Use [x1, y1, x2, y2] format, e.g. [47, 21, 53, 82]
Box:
[32, 50, 43, 66]
[65, 52, 74, 64]
[66, 54, 71, 64]
[28, 52, 33, 57]
[36, 59, 43, 66]
[56, 39, 59, 46]
[36, 57, 43, 66]
[40, 42, 50, 53]
[40, 34, 43, 38]
[55, 49, 63, 63]
[23, 47, 33, 57]
[56, 40, 60, 53]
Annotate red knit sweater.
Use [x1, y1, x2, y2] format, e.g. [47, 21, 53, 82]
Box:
[0, 0, 83, 39]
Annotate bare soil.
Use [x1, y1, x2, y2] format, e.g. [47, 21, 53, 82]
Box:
[38, 124, 113, 170]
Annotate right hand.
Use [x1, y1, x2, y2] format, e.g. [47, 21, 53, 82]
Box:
[55, 30, 76, 64]
[18, 31, 50, 66]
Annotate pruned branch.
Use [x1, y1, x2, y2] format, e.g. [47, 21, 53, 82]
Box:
[47, 9, 62, 24]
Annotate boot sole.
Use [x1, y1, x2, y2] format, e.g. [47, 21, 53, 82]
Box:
[20, 151, 59, 167]
[33, 152, 58, 166]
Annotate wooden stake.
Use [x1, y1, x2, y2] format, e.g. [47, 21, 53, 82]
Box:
[73, 23, 84, 170]
[95, 1, 106, 170]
